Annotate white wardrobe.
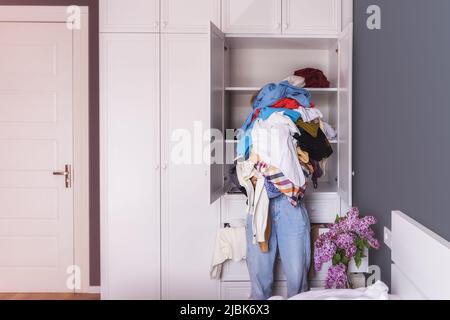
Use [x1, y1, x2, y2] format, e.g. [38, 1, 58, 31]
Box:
[100, 0, 353, 300]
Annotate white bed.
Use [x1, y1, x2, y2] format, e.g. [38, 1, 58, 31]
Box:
[271, 211, 450, 300]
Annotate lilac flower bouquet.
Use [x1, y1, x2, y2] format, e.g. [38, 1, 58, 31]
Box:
[314, 207, 380, 289]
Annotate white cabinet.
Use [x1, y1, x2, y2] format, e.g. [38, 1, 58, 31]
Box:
[100, 0, 220, 34]
[100, 1, 352, 300]
[222, 0, 282, 34]
[100, 33, 161, 299]
[160, 34, 220, 300]
[161, 0, 221, 33]
[222, 0, 341, 35]
[282, 0, 341, 35]
[99, 0, 160, 33]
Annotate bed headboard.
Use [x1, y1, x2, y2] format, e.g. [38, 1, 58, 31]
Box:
[391, 211, 450, 300]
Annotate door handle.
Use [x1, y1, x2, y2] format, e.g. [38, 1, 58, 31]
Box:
[53, 164, 72, 189]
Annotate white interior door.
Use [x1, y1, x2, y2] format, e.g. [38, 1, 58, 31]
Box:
[337, 24, 353, 207]
[0, 22, 74, 292]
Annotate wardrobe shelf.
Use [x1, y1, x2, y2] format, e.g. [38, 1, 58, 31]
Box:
[225, 87, 338, 93]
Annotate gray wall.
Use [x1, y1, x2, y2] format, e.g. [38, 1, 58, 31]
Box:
[353, 0, 450, 286]
[0, 0, 100, 286]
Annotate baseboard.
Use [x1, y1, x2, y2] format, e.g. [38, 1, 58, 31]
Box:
[87, 286, 101, 294]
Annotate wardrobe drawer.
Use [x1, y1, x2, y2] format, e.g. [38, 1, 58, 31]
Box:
[222, 258, 286, 282]
[222, 194, 340, 225]
[304, 194, 340, 224]
[221, 281, 288, 300]
[222, 259, 329, 284]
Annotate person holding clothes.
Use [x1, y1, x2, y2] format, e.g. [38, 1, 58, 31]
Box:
[236, 71, 335, 300]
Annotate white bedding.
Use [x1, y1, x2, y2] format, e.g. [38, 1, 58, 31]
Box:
[270, 281, 391, 300]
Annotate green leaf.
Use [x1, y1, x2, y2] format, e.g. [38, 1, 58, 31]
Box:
[341, 256, 350, 265]
[335, 215, 341, 223]
[332, 252, 341, 266]
[363, 239, 370, 248]
[354, 250, 363, 268]
[356, 238, 366, 251]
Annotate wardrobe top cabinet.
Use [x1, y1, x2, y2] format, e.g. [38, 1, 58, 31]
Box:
[222, 0, 342, 35]
[100, 0, 221, 33]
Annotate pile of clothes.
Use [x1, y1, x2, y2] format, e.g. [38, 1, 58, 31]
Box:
[232, 68, 337, 250]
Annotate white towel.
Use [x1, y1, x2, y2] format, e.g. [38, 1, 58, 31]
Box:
[210, 227, 247, 280]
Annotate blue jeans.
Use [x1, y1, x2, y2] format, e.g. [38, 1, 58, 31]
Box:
[246, 196, 311, 300]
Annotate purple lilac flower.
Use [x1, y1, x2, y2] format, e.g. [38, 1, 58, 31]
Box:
[335, 233, 357, 258]
[313, 207, 380, 289]
[325, 263, 348, 289]
[314, 235, 337, 272]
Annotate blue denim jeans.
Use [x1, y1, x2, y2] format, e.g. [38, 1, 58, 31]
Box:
[246, 196, 311, 300]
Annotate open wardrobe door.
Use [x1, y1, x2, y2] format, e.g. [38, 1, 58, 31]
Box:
[209, 22, 226, 204]
[337, 23, 353, 207]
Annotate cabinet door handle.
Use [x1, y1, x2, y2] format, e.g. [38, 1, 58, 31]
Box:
[284, 23, 289, 30]
[154, 21, 159, 27]
[162, 21, 168, 28]
[162, 164, 168, 170]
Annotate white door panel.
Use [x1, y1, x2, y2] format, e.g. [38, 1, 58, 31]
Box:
[99, 0, 160, 33]
[100, 33, 161, 300]
[337, 24, 353, 207]
[0, 22, 73, 292]
[161, 0, 221, 33]
[210, 23, 225, 204]
[222, 0, 282, 34]
[161, 34, 220, 300]
[282, 0, 341, 35]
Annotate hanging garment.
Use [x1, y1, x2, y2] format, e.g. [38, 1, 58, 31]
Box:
[294, 129, 333, 162]
[294, 68, 330, 88]
[258, 213, 272, 253]
[283, 75, 306, 88]
[229, 165, 247, 196]
[296, 119, 321, 138]
[252, 157, 307, 207]
[311, 159, 324, 189]
[251, 113, 306, 188]
[296, 147, 310, 165]
[210, 227, 247, 279]
[236, 161, 270, 245]
[321, 120, 337, 141]
[297, 107, 324, 123]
